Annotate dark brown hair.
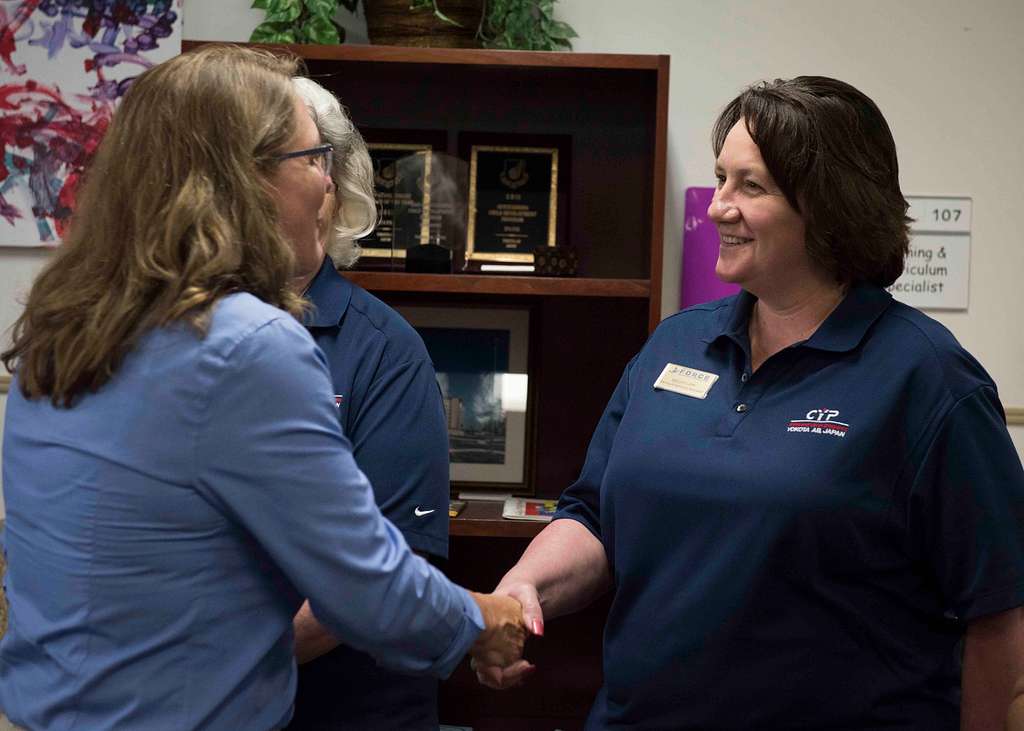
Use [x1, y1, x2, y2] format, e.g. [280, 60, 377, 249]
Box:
[2, 45, 306, 406]
[712, 76, 911, 287]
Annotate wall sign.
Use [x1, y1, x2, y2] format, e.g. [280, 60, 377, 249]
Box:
[888, 196, 971, 310]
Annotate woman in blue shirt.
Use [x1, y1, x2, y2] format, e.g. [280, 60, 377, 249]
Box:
[478, 77, 1024, 729]
[0, 45, 524, 731]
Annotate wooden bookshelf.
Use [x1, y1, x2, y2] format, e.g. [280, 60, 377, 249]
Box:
[183, 40, 667, 728]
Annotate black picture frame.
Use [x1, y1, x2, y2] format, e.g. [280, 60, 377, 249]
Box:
[396, 304, 534, 495]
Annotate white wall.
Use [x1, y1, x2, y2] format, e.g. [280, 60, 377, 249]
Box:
[2, 0, 1022, 517]
[553, 0, 1024, 452]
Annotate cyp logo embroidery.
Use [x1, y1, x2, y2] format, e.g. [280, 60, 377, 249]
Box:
[334, 395, 344, 408]
[787, 408, 849, 438]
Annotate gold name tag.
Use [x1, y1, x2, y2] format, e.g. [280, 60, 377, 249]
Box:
[653, 363, 719, 400]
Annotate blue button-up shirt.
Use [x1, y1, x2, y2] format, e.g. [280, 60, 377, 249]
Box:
[558, 284, 1024, 730]
[0, 292, 483, 731]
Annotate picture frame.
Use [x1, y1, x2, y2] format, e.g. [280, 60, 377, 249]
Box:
[466, 145, 558, 264]
[396, 305, 533, 494]
[457, 132, 572, 271]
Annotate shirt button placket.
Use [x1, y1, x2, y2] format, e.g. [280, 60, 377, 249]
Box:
[716, 365, 756, 436]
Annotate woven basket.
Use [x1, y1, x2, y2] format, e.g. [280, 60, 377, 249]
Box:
[365, 0, 484, 48]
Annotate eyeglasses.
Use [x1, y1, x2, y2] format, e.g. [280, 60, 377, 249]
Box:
[274, 143, 333, 174]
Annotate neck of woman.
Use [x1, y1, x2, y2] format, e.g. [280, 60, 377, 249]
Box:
[748, 279, 847, 373]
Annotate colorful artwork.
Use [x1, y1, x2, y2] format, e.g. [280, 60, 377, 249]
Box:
[0, 1, 182, 247]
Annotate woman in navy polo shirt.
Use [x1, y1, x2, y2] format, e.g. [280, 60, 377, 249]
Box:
[282, 78, 456, 731]
[477, 77, 1024, 729]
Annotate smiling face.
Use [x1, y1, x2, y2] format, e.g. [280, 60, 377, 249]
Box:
[708, 121, 818, 300]
[267, 96, 333, 290]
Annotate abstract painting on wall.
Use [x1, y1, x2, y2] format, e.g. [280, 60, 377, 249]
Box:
[0, 1, 183, 247]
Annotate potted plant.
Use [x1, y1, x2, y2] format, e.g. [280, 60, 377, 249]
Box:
[250, 0, 358, 44]
[477, 0, 578, 51]
[250, 0, 577, 51]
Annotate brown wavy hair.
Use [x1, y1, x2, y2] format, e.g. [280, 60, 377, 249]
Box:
[712, 76, 911, 287]
[3, 45, 308, 406]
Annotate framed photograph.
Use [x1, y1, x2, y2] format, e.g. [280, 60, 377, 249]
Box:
[396, 305, 533, 494]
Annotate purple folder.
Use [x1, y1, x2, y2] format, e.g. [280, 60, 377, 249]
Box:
[680, 187, 740, 309]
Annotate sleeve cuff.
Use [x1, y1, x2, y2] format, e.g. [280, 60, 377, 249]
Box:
[959, 580, 1024, 622]
[427, 586, 484, 679]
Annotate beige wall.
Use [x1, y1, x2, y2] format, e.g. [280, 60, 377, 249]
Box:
[1, 0, 1022, 516]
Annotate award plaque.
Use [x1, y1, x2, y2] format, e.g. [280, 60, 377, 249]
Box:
[466, 146, 558, 264]
[361, 143, 432, 259]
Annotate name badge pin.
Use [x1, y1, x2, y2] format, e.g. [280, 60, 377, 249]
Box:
[653, 363, 719, 400]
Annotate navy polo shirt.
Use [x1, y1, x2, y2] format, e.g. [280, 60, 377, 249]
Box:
[288, 257, 451, 730]
[557, 284, 1024, 730]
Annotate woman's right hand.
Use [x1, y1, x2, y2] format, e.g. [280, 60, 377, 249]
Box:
[470, 520, 610, 690]
[468, 592, 533, 688]
[470, 583, 542, 689]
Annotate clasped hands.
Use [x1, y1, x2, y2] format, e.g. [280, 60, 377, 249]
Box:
[468, 582, 543, 690]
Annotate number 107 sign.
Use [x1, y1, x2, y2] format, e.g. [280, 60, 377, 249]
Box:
[888, 196, 971, 311]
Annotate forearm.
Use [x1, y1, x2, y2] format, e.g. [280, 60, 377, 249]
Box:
[1008, 674, 1024, 731]
[292, 550, 433, 665]
[960, 607, 1024, 731]
[293, 600, 340, 665]
[497, 518, 610, 620]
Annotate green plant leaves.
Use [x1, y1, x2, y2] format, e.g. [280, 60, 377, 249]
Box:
[264, 7, 302, 24]
[249, 0, 344, 44]
[250, 22, 297, 43]
[544, 20, 576, 41]
[304, 0, 337, 17]
[480, 0, 576, 51]
[249, 0, 575, 49]
[304, 14, 342, 43]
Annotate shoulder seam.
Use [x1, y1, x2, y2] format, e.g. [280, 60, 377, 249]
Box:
[900, 384, 997, 503]
[661, 299, 731, 324]
[192, 313, 296, 486]
[885, 307, 983, 399]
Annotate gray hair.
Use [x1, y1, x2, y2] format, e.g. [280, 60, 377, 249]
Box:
[292, 76, 377, 268]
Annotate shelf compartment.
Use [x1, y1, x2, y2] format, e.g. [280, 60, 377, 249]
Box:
[342, 272, 649, 298]
[449, 500, 546, 538]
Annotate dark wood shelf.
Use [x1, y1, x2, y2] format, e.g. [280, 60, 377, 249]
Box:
[342, 271, 649, 298]
[184, 40, 666, 72]
[449, 500, 546, 538]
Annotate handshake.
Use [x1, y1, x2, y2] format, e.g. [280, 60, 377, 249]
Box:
[468, 583, 543, 690]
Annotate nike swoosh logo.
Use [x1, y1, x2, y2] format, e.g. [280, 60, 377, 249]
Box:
[414, 507, 436, 517]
